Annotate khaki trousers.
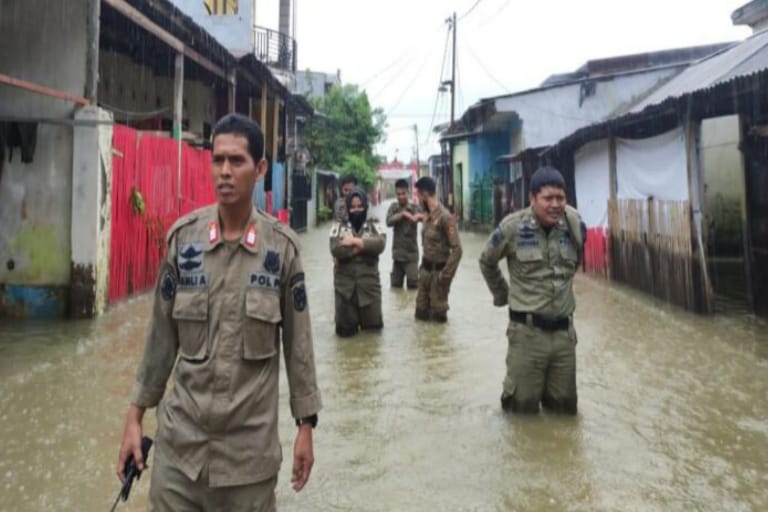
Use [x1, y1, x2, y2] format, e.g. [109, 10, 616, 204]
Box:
[148, 445, 277, 512]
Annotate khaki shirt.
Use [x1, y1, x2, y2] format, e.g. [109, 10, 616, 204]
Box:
[421, 203, 462, 278]
[386, 201, 420, 262]
[479, 206, 583, 318]
[130, 205, 321, 487]
[333, 197, 347, 222]
[329, 219, 386, 307]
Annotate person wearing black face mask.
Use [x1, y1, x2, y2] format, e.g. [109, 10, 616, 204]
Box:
[329, 187, 386, 337]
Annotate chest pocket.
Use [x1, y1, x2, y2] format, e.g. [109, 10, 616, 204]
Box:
[243, 290, 281, 360]
[172, 290, 209, 361]
[515, 245, 544, 263]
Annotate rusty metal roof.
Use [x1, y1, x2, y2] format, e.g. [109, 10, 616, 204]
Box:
[630, 29, 768, 113]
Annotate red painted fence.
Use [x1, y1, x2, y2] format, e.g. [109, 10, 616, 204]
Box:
[109, 125, 216, 303]
[584, 227, 608, 275]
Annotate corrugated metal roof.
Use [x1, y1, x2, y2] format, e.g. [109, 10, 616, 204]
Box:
[630, 29, 768, 113]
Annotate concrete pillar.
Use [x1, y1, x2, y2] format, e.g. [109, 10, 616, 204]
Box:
[69, 106, 113, 318]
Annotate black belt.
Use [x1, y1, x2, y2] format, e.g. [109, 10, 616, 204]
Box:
[421, 259, 446, 271]
[509, 310, 570, 331]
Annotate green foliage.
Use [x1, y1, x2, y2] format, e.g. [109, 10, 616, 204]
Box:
[338, 153, 378, 190]
[317, 205, 333, 222]
[307, 84, 386, 189]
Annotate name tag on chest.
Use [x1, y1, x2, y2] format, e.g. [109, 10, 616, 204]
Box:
[249, 272, 281, 291]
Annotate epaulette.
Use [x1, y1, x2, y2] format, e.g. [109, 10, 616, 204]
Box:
[272, 219, 302, 251]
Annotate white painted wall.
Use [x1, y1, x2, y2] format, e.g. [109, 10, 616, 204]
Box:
[170, 0, 255, 54]
[495, 67, 682, 149]
[70, 106, 113, 316]
[0, 0, 88, 287]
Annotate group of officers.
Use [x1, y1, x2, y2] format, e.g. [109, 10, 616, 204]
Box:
[116, 114, 584, 511]
[329, 174, 463, 338]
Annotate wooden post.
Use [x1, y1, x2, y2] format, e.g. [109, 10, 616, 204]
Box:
[174, 52, 184, 214]
[738, 117, 755, 310]
[607, 136, 617, 280]
[685, 118, 714, 312]
[260, 83, 268, 133]
[227, 69, 236, 113]
[272, 97, 280, 163]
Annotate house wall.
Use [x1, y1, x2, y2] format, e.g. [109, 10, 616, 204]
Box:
[98, 50, 216, 138]
[169, 0, 254, 54]
[468, 131, 510, 182]
[0, 0, 88, 317]
[699, 115, 749, 301]
[495, 67, 682, 148]
[451, 140, 469, 222]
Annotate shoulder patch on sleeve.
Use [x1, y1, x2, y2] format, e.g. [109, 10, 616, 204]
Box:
[491, 227, 503, 248]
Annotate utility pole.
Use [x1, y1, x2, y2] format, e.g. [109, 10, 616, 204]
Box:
[413, 123, 420, 175]
[450, 11, 457, 127]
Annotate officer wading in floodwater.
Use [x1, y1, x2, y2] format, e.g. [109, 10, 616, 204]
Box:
[116, 113, 321, 511]
[330, 187, 386, 337]
[414, 176, 462, 322]
[479, 166, 585, 414]
[333, 174, 358, 222]
[386, 178, 422, 289]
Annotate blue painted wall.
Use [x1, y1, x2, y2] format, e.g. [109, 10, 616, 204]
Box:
[468, 131, 511, 182]
[272, 162, 285, 211]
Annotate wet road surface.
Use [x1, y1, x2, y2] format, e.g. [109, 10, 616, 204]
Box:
[1, 200, 767, 511]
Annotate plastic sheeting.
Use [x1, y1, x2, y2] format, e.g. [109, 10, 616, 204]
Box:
[617, 128, 688, 201]
[574, 138, 610, 228]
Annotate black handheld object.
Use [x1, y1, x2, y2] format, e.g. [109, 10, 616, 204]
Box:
[111, 436, 153, 511]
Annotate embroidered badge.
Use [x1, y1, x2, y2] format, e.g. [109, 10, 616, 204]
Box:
[208, 221, 219, 244]
[264, 250, 281, 274]
[290, 272, 305, 287]
[178, 272, 209, 288]
[160, 269, 176, 301]
[293, 285, 307, 312]
[178, 243, 203, 272]
[245, 224, 257, 248]
[491, 227, 502, 248]
[249, 272, 280, 290]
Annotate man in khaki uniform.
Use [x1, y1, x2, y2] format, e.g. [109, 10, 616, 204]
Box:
[479, 167, 584, 415]
[414, 176, 462, 322]
[333, 174, 357, 222]
[330, 188, 386, 337]
[386, 178, 422, 289]
[117, 114, 321, 511]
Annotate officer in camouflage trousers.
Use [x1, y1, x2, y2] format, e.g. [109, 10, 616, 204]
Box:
[414, 176, 462, 323]
[386, 178, 422, 289]
[479, 166, 584, 415]
[330, 187, 386, 337]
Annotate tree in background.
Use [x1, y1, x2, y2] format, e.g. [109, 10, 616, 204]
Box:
[307, 84, 386, 190]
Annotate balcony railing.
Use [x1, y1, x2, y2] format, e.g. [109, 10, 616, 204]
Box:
[254, 25, 296, 73]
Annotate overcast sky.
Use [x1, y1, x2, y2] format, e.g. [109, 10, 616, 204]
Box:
[295, 0, 752, 161]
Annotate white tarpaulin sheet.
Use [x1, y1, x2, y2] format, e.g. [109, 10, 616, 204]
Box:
[574, 139, 610, 228]
[616, 128, 688, 201]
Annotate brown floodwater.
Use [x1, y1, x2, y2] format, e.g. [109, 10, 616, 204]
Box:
[1, 200, 766, 511]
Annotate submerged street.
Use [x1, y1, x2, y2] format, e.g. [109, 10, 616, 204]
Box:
[1, 200, 767, 512]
